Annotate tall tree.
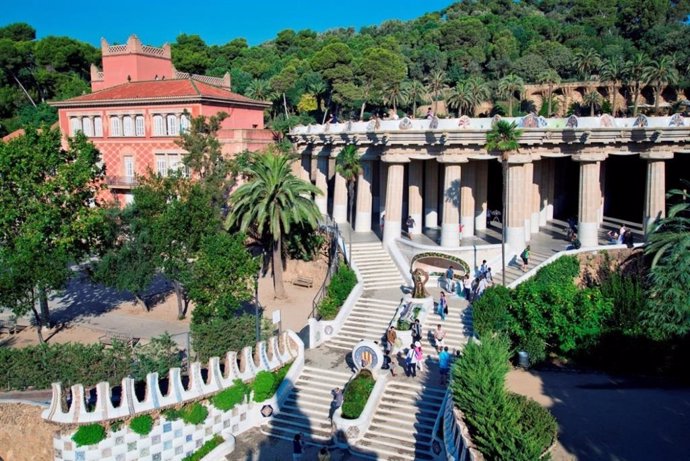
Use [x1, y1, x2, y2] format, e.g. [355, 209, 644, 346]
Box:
[625, 53, 650, 117]
[227, 148, 321, 299]
[583, 89, 602, 116]
[643, 57, 679, 115]
[401, 80, 427, 117]
[486, 121, 523, 286]
[335, 144, 362, 255]
[573, 48, 602, 82]
[245, 79, 271, 102]
[537, 69, 561, 117]
[425, 69, 447, 114]
[0, 128, 107, 341]
[382, 81, 405, 115]
[447, 81, 473, 116]
[497, 74, 524, 117]
[600, 58, 626, 116]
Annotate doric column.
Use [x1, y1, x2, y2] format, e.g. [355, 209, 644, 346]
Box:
[333, 168, 348, 224]
[440, 161, 463, 247]
[460, 162, 476, 238]
[504, 157, 529, 252]
[424, 160, 439, 228]
[408, 160, 423, 235]
[546, 158, 555, 221]
[531, 160, 541, 234]
[355, 160, 373, 232]
[523, 162, 534, 242]
[538, 158, 550, 226]
[379, 161, 388, 217]
[642, 151, 673, 234]
[383, 161, 406, 244]
[599, 161, 606, 224]
[314, 154, 329, 215]
[300, 154, 311, 182]
[474, 160, 488, 231]
[574, 154, 607, 247]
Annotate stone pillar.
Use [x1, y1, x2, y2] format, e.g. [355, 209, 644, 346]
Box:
[642, 152, 673, 234]
[383, 161, 406, 244]
[546, 158, 555, 221]
[408, 160, 423, 235]
[575, 154, 607, 247]
[538, 158, 550, 226]
[599, 161, 606, 224]
[314, 155, 329, 215]
[424, 160, 439, 228]
[298, 154, 311, 182]
[505, 160, 527, 252]
[333, 169, 348, 224]
[531, 160, 541, 234]
[379, 162, 388, 216]
[474, 160, 488, 231]
[523, 162, 534, 242]
[460, 162, 476, 238]
[355, 161, 373, 232]
[440, 162, 462, 248]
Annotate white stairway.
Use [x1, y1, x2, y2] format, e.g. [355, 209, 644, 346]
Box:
[424, 303, 472, 360]
[351, 242, 406, 291]
[326, 297, 401, 352]
[354, 380, 447, 460]
[261, 366, 352, 443]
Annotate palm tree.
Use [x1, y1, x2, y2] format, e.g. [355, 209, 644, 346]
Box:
[426, 70, 447, 115]
[465, 76, 490, 116]
[497, 74, 524, 117]
[358, 80, 375, 121]
[573, 48, 602, 82]
[401, 80, 427, 117]
[643, 56, 679, 115]
[446, 82, 473, 116]
[600, 58, 625, 115]
[583, 90, 602, 116]
[625, 53, 649, 116]
[537, 69, 561, 117]
[382, 81, 405, 116]
[336, 145, 362, 261]
[486, 120, 523, 286]
[309, 81, 327, 112]
[245, 79, 271, 101]
[227, 149, 321, 299]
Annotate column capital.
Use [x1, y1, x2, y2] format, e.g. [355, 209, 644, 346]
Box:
[497, 153, 533, 164]
[437, 154, 469, 164]
[381, 154, 410, 164]
[640, 151, 674, 160]
[311, 146, 332, 158]
[571, 153, 608, 162]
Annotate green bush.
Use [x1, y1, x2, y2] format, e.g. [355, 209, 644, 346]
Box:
[129, 414, 154, 435]
[131, 333, 182, 381]
[182, 435, 224, 461]
[180, 402, 208, 425]
[162, 408, 181, 421]
[317, 262, 357, 320]
[285, 224, 326, 261]
[472, 285, 514, 338]
[191, 314, 269, 362]
[341, 370, 375, 419]
[509, 393, 557, 452]
[212, 379, 250, 411]
[72, 424, 106, 447]
[271, 363, 291, 395]
[252, 371, 276, 402]
[317, 295, 340, 320]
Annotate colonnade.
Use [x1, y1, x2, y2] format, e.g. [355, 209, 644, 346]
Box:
[295, 148, 673, 250]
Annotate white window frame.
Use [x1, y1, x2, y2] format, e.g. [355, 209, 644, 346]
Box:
[153, 115, 165, 136]
[123, 156, 135, 178]
[122, 116, 134, 137]
[69, 117, 82, 136]
[166, 114, 178, 136]
[135, 115, 145, 137]
[110, 116, 122, 137]
[94, 116, 103, 137]
[82, 117, 94, 137]
[180, 114, 190, 134]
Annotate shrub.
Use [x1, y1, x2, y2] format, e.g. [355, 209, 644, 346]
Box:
[341, 370, 375, 419]
[509, 393, 557, 451]
[252, 371, 276, 402]
[180, 402, 208, 425]
[317, 262, 357, 320]
[72, 424, 106, 447]
[317, 295, 339, 320]
[212, 379, 250, 411]
[131, 333, 181, 381]
[191, 314, 268, 362]
[182, 435, 223, 461]
[162, 408, 181, 421]
[472, 285, 514, 338]
[271, 363, 291, 395]
[129, 414, 154, 435]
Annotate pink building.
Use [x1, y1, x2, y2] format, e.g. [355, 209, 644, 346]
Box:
[51, 35, 272, 204]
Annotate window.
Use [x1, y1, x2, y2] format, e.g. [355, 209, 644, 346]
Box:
[156, 154, 168, 176]
[94, 117, 103, 137]
[166, 114, 178, 136]
[69, 117, 82, 135]
[153, 115, 165, 136]
[135, 115, 145, 137]
[123, 156, 134, 178]
[123, 116, 134, 136]
[154, 153, 188, 177]
[180, 114, 190, 134]
[110, 117, 122, 136]
[81, 117, 94, 137]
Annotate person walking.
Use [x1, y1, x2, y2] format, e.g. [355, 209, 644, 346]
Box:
[463, 275, 472, 302]
[439, 346, 451, 386]
[386, 325, 398, 353]
[318, 447, 331, 461]
[411, 318, 422, 343]
[329, 387, 343, 419]
[414, 341, 424, 373]
[293, 434, 305, 461]
[434, 324, 447, 352]
[485, 267, 494, 285]
[445, 265, 455, 292]
[437, 291, 447, 320]
[479, 260, 488, 276]
[405, 344, 418, 378]
[520, 246, 530, 272]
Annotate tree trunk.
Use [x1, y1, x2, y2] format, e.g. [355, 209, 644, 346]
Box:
[272, 239, 287, 299]
[547, 86, 553, 117]
[322, 92, 332, 124]
[590, 101, 595, 117]
[633, 83, 640, 116]
[508, 97, 513, 117]
[38, 287, 50, 328]
[31, 305, 45, 344]
[12, 73, 36, 107]
[501, 158, 508, 287]
[413, 100, 417, 118]
[610, 85, 616, 115]
[173, 280, 186, 319]
[433, 92, 438, 114]
[283, 93, 289, 118]
[359, 101, 366, 121]
[654, 86, 661, 115]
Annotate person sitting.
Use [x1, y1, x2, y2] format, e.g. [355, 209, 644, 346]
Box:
[426, 107, 434, 119]
[607, 230, 619, 244]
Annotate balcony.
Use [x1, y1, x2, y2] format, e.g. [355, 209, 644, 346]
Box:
[106, 176, 138, 189]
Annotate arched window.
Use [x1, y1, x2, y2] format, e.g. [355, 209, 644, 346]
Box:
[123, 116, 134, 136]
[153, 115, 164, 136]
[69, 117, 82, 135]
[135, 115, 145, 136]
[110, 117, 122, 137]
[166, 114, 178, 136]
[180, 114, 190, 134]
[94, 117, 103, 137]
[82, 117, 94, 137]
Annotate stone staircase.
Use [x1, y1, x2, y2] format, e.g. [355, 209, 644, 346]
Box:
[326, 297, 401, 352]
[261, 366, 352, 443]
[424, 303, 473, 359]
[351, 242, 406, 291]
[354, 380, 447, 460]
[494, 245, 553, 287]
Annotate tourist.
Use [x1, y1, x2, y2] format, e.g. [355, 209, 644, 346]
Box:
[479, 260, 488, 276]
[434, 324, 447, 352]
[437, 291, 448, 320]
[380, 210, 386, 235]
[463, 275, 472, 302]
[406, 215, 416, 238]
[386, 325, 397, 353]
[607, 230, 619, 244]
[383, 346, 397, 377]
[426, 107, 434, 119]
[618, 225, 626, 244]
[520, 246, 530, 272]
[445, 265, 455, 292]
[411, 318, 422, 343]
[293, 434, 305, 460]
[476, 276, 488, 298]
[327, 113, 339, 124]
[318, 447, 331, 461]
[624, 229, 634, 248]
[414, 341, 424, 373]
[485, 268, 494, 285]
[329, 387, 343, 419]
[439, 346, 451, 386]
[405, 344, 418, 377]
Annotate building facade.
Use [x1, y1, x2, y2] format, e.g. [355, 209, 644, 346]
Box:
[51, 35, 272, 204]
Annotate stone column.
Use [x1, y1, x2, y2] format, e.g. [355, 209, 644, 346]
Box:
[440, 162, 463, 248]
[599, 161, 606, 224]
[546, 158, 555, 221]
[408, 160, 423, 235]
[424, 160, 439, 228]
[575, 154, 607, 247]
[314, 154, 329, 215]
[504, 159, 528, 252]
[474, 160, 488, 231]
[355, 160, 373, 232]
[531, 160, 541, 234]
[379, 162, 388, 216]
[460, 162, 476, 239]
[333, 169, 348, 224]
[523, 162, 534, 242]
[642, 151, 673, 234]
[383, 161, 406, 244]
[538, 158, 550, 226]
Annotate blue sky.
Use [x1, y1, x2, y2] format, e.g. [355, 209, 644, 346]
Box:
[3, 1, 455, 46]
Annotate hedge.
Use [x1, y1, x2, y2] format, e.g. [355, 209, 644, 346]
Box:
[212, 363, 291, 410]
[212, 379, 250, 411]
[182, 435, 223, 461]
[341, 370, 375, 419]
[72, 424, 106, 447]
[317, 262, 357, 320]
[180, 402, 208, 425]
[191, 313, 268, 362]
[129, 414, 154, 435]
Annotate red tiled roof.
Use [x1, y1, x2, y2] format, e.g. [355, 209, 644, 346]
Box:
[51, 79, 270, 107]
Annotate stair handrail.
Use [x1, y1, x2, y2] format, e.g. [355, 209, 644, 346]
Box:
[309, 216, 342, 319]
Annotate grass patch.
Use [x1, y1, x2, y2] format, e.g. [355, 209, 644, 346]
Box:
[341, 370, 375, 419]
[72, 424, 106, 447]
[212, 379, 250, 411]
[182, 435, 224, 461]
[129, 414, 154, 435]
[180, 402, 208, 425]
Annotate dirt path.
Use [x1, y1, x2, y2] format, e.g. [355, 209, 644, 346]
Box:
[0, 403, 57, 461]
